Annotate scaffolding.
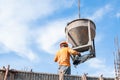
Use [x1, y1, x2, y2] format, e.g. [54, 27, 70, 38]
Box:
[114, 37, 120, 80]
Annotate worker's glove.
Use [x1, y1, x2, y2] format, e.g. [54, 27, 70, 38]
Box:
[77, 53, 81, 57]
[73, 54, 81, 65]
[73, 58, 81, 65]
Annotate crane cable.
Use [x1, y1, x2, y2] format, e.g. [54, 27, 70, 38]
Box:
[78, 0, 80, 18]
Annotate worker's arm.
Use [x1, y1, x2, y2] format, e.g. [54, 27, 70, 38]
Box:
[54, 52, 59, 62]
[54, 55, 58, 62]
[68, 48, 80, 55]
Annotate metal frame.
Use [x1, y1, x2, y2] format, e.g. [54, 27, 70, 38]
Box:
[68, 20, 96, 65]
[72, 20, 95, 57]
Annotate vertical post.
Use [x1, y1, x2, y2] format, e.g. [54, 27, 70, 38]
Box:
[4, 65, 10, 80]
[99, 74, 104, 80]
[115, 77, 118, 80]
[59, 71, 64, 80]
[82, 73, 87, 80]
[88, 20, 92, 46]
[10, 72, 14, 80]
[0, 72, 3, 80]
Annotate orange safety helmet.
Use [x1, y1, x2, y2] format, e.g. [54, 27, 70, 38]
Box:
[60, 41, 68, 47]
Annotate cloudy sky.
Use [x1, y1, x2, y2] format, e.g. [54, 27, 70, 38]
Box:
[0, 0, 120, 77]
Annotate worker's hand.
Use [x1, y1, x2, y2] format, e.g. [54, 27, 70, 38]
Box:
[77, 53, 81, 57]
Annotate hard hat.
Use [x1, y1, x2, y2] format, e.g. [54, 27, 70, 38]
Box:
[60, 41, 68, 46]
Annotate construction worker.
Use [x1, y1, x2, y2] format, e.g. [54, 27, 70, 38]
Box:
[54, 41, 80, 75]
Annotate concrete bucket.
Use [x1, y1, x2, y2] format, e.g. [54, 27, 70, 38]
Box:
[65, 19, 96, 52]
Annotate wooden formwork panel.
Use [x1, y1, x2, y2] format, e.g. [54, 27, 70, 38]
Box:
[14, 72, 59, 80]
[0, 70, 114, 80]
[64, 75, 81, 80]
[0, 71, 5, 80]
[87, 77, 99, 80]
[104, 78, 115, 80]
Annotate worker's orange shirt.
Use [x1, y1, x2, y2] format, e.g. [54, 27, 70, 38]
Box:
[54, 47, 78, 66]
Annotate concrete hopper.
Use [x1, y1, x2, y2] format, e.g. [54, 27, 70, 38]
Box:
[65, 18, 96, 52]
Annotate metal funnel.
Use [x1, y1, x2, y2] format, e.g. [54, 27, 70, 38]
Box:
[65, 19, 96, 52]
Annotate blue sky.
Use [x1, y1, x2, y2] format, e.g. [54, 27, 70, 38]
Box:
[0, 0, 120, 77]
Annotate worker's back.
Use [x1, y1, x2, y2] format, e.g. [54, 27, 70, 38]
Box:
[57, 47, 71, 66]
[54, 47, 78, 66]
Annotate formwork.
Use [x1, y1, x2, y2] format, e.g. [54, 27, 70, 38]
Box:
[0, 69, 81, 80]
[0, 69, 114, 80]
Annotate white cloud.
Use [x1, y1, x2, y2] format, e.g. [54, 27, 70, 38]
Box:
[0, 20, 38, 61]
[87, 58, 114, 77]
[89, 67, 115, 77]
[0, 0, 75, 60]
[88, 4, 112, 21]
[0, 0, 56, 23]
[87, 58, 106, 69]
[54, 0, 75, 8]
[36, 19, 67, 54]
[116, 12, 120, 18]
[0, 43, 9, 54]
[0, 0, 58, 61]
[95, 33, 105, 43]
